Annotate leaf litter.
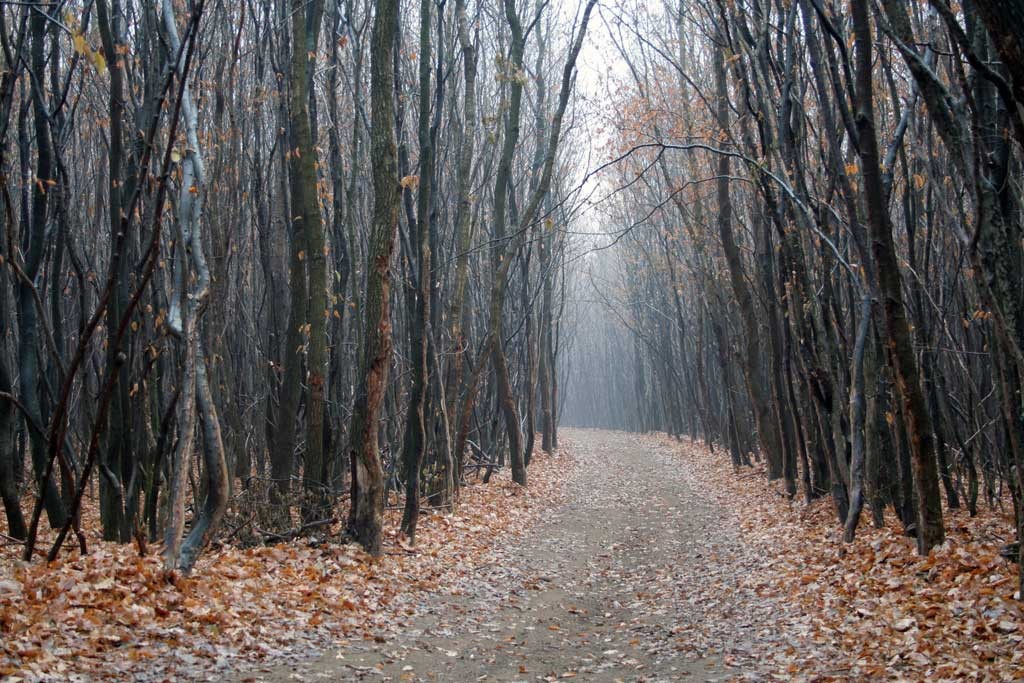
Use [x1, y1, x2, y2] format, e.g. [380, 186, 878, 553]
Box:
[0, 448, 571, 682]
[3, 430, 1022, 682]
[646, 433, 1023, 682]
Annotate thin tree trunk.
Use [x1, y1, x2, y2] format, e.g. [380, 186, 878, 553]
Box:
[711, 39, 784, 476]
[844, 295, 872, 541]
[160, 0, 228, 572]
[287, 0, 328, 524]
[347, 0, 399, 556]
[401, 0, 433, 542]
[850, 0, 944, 554]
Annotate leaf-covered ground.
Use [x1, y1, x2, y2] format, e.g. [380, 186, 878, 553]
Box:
[227, 428, 734, 682]
[649, 432, 1024, 682]
[3, 430, 1022, 682]
[236, 429, 1022, 683]
[0, 449, 571, 682]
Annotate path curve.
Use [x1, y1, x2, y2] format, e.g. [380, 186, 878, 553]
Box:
[236, 429, 743, 682]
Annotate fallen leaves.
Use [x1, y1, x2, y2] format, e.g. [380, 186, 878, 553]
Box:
[892, 617, 916, 632]
[0, 449, 573, 681]
[652, 433, 1024, 682]
[7, 431, 1019, 682]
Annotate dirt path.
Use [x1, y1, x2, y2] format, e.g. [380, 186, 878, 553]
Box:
[235, 429, 751, 682]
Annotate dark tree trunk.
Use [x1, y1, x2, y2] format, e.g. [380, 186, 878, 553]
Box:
[347, 0, 399, 556]
[851, 0, 944, 554]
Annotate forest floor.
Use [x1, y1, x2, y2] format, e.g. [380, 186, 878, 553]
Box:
[3, 429, 1022, 681]
[1, 447, 570, 681]
[229, 429, 737, 683]
[232, 428, 1023, 683]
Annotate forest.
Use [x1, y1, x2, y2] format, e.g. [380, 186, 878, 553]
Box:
[0, 0, 1022, 680]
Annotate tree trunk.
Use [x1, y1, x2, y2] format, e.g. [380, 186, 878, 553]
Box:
[401, 0, 433, 541]
[160, 0, 228, 572]
[850, 0, 944, 554]
[287, 0, 329, 524]
[347, 0, 399, 556]
[711, 39, 784, 476]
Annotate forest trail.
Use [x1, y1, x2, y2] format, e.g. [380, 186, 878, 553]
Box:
[234, 430, 756, 682]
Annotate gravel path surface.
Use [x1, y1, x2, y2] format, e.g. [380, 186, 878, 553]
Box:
[234, 429, 757, 682]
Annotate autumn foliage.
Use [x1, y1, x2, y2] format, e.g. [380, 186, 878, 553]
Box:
[655, 435, 1023, 681]
[0, 451, 571, 680]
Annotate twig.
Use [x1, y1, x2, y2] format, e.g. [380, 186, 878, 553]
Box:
[1, 531, 49, 558]
[256, 517, 337, 543]
[222, 511, 258, 542]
